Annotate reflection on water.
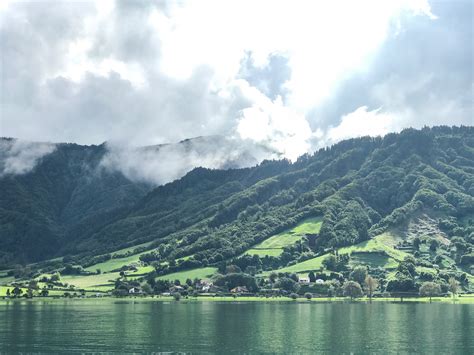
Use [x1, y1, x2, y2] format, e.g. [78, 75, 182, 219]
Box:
[0, 300, 472, 353]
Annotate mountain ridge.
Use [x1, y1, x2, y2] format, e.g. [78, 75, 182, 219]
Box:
[0, 126, 473, 275]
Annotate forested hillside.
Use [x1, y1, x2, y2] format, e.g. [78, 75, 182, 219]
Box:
[1, 126, 473, 296]
[0, 140, 151, 264]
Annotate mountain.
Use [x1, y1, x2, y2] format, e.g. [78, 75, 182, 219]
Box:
[0, 135, 278, 264]
[0, 127, 473, 292]
[0, 139, 151, 264]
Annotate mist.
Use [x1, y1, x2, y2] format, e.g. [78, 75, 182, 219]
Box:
[0, 139, 56, 176]
[100, 136, 281, 185]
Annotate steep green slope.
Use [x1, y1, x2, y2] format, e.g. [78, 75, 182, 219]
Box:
[0, 141, 151, 264]
[1, 127, 473, 294]
[245, 217, 322, 256]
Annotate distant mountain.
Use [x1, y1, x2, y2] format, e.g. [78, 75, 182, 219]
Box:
[1, 127, 473, 272]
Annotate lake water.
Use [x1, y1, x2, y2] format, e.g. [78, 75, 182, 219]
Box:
[0, 300, 472, 353]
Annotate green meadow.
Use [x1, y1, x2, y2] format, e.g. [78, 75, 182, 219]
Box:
[62, 272, 121, 290]
[157, 267, 218, 283]
[246, 217, 322, 257]
[264, 232, 410, 275]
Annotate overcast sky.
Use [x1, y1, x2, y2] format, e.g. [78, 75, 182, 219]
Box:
[0, 0, 472, 161]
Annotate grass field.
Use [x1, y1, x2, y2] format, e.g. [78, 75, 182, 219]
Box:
[0, 275, 15, 285]
[84, 251, 151, 273]
[265, 254, 327, 275]
[157, 267, 218, 283]
[128, 265, 155, 276]
[246, 217, 322, 257]
[0, 286, 66, 297]
[0, 286, 26, 297]
[62, 272, 121, 290]
[264, 232, 409, 275]
[110, 241, 154, 257]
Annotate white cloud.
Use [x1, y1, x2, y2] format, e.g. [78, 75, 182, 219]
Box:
[235, 82, 312, 161]
[326, 106, 399, 145]
[101, 136, 278, 185]
[153, 0, 437, 111]
[3, 0, 467, 183]
[0, 140, 56, 176]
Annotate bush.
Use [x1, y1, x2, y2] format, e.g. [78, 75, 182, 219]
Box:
[290, 293, 298, 300]
[304, 292, 312, 300]
[343, 281, 363, 299]
[173, 292, 181, 301]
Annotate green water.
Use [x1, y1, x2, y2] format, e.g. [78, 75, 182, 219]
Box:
[0, 300, 472, 353]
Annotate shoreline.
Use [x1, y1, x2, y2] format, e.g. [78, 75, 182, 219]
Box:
[1, 295, 474, 304]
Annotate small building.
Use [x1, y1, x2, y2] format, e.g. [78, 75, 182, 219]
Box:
[196, 280, 212, 292]
[298, 276, 310, 285]
[169, 285, 184, 293]
[315, 279, 325, 285]
[128, 287, 142, 294]
[230, 286, 248, 293]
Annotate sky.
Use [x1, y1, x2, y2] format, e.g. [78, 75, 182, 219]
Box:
[0, 0, 473, 176]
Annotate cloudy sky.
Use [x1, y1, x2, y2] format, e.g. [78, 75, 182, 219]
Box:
[0, 0, 472, 161]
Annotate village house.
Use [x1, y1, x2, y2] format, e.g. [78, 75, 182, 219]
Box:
[169, 285, 184, 293]
[196, 280, 213, 292]
[128, 287, 143, 295]
[230, 286, 249, 294]
[298, 276, 310, 285]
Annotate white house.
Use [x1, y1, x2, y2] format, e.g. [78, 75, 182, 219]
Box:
[128, 287, 142, 294]
[298, 276, 310, 285]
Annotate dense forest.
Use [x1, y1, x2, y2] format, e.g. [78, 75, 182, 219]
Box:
[1, 126, 473, 296]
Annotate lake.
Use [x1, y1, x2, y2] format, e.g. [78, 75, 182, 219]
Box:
[0, 300, 472, 353]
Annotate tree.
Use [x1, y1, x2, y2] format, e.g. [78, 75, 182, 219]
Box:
[40, 289, 49, 297]
[276, 277, 300, 293]
[343, 281, 363, 300]
[50, 273, 60, 282]
[6, 289, 10, 297]
[364, 275, 378, 301]
[173, 292, 181, 301]
[12, 286, 22, 297]
[308, 271, 316, 283]
[214, 273, 259, 292]
[448, 277, 459, 299]
[225, 265, 242, 274]
[322, 254, 337, 271]
[290, 293, 298, 300]
[245, 266, 257, 276]
[142, 283, 153, 295]
[398, 256, 416, 277]
[413, 237, 421, 250]
[304, 292, 312, 300]
[28, 280, 38, 290]
[419, 282, 441, 303]
[269, 272, 278, 284]
[430, 239, 439, 252]
[350, 266, 368, 285]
